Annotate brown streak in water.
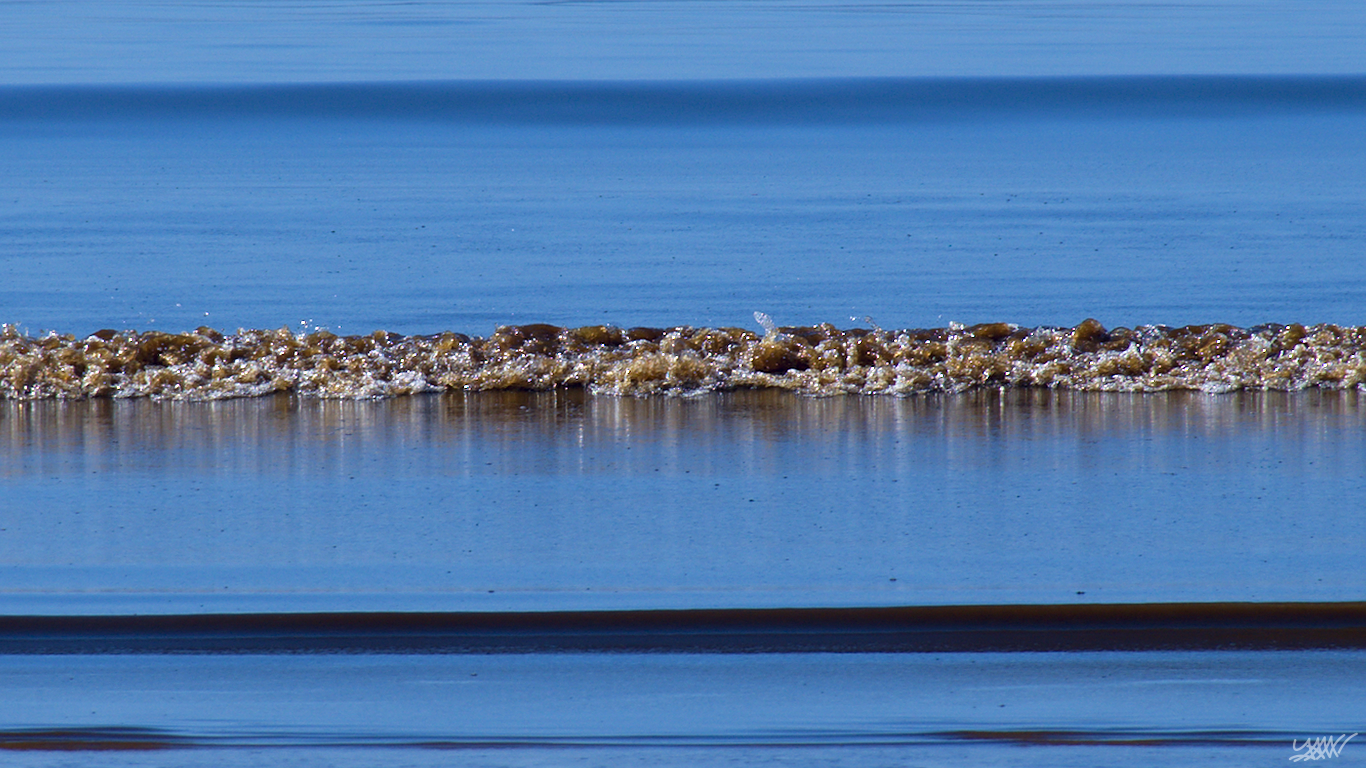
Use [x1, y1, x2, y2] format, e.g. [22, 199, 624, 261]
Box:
[0, 729, 188, 751]
[939, 730, 1267, 747]
[1, 601, 1363, 654]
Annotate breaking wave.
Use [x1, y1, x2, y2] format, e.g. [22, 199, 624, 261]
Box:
[3, 320, 1365, 400]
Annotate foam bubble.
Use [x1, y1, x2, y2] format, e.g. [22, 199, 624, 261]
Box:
[2, 320, 1364, 400]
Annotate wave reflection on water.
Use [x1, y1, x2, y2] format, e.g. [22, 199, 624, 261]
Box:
[2, 387, 1363, 613]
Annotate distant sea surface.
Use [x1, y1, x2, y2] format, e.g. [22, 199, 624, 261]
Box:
[4, 74, 1366, 334]
[2, 2, 1365, 766]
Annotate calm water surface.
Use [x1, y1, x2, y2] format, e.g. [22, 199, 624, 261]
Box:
[4, 0, 1366, 82]
[2, 650, 1363, 763]
[3, 2, 1365, 766]
[2, 390, 1363, 614]
[3, 84, 1366, 333]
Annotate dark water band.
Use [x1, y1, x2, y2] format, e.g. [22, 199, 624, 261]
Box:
[3, 602, 1364, 654]
[0, 725, 1305, 751]
[4, 76, 1366, 124]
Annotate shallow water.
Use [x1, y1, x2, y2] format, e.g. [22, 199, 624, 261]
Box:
[4, 2, 1366, 766]
[2, 651, 1362, 747]
[2, 390, 1362, 614]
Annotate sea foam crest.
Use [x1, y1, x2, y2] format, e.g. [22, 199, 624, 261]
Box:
[2, 320, 1364, 400]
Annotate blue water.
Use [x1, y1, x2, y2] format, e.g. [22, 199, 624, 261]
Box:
[2, 651, 1363, 755]
[4, 1, 1366, 82]
[3, 2, 1366, 765]
[4, 77, 1366, 334]
[3, 391, 1364, 615]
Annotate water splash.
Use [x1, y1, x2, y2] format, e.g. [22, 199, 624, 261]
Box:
[2, 320, 1364, 400]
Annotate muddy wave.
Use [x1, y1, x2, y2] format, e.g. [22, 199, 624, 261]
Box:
[3, 320, 1365, 400]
